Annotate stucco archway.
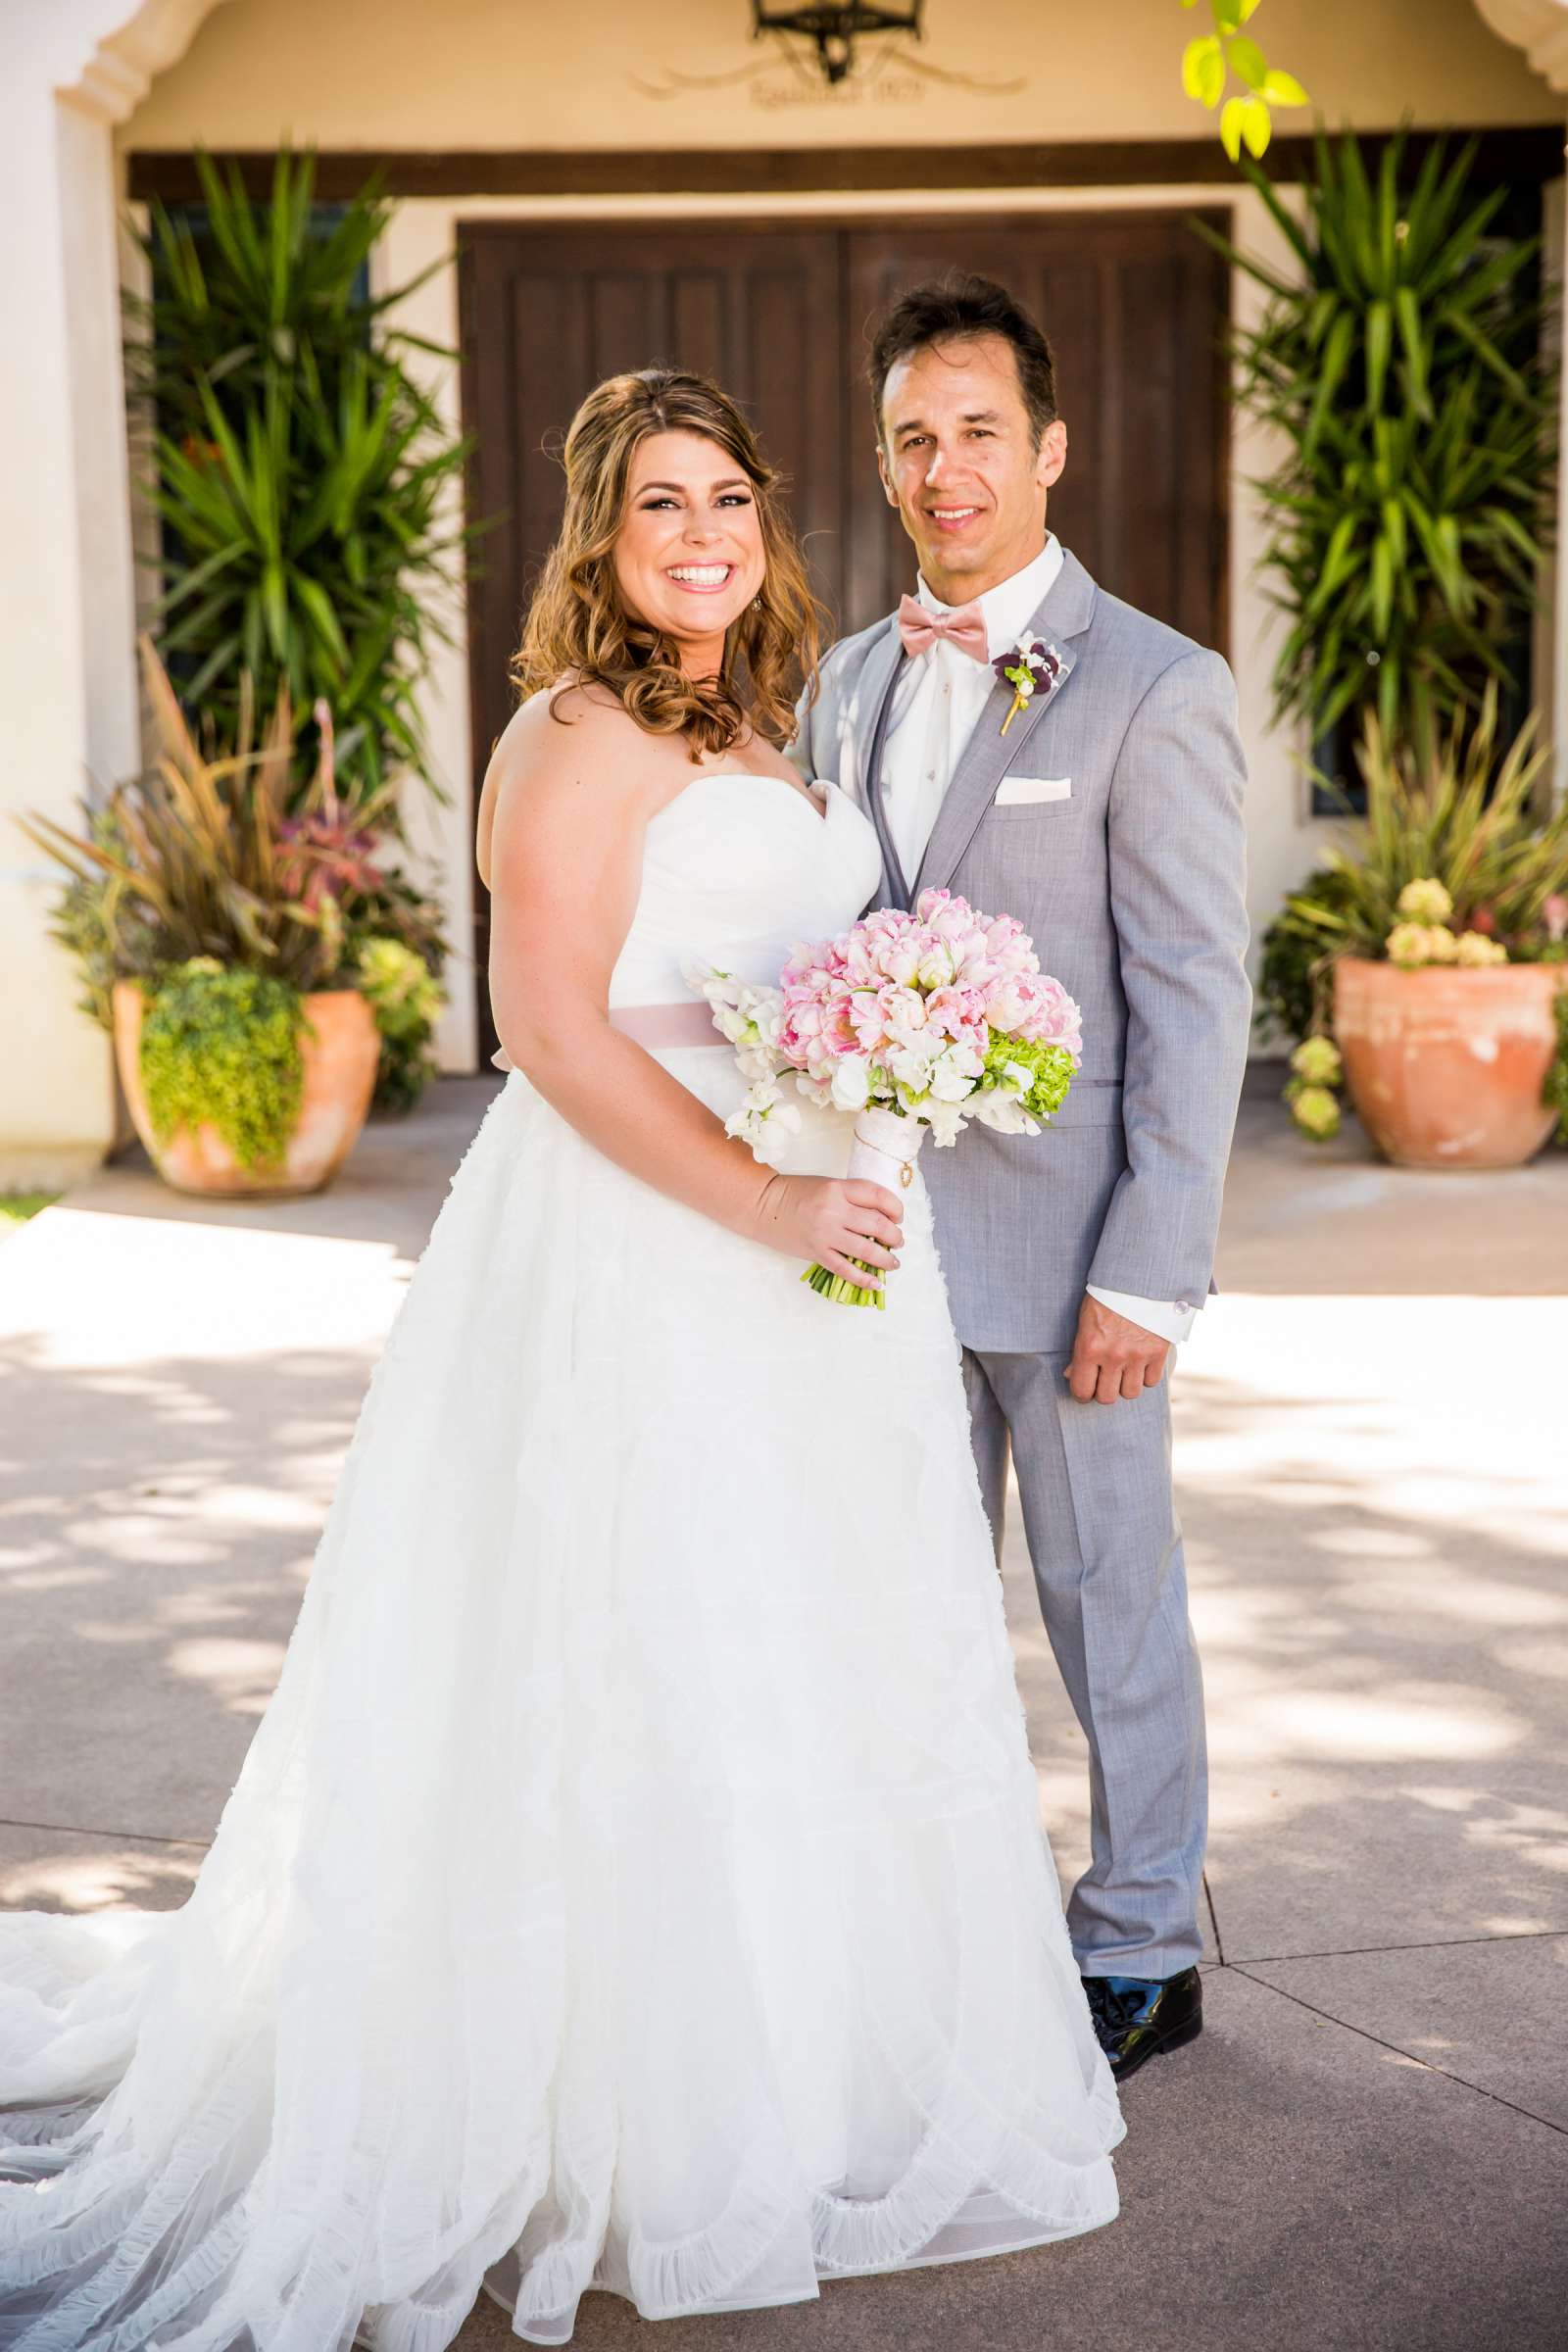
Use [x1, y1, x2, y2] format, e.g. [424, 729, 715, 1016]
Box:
[1473, 0, 1568, 87]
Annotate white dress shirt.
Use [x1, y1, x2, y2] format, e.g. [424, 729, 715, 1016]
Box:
[883, 537, 1198, 1351]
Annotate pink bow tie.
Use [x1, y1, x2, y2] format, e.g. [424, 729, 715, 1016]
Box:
[896, 593, 990, 664]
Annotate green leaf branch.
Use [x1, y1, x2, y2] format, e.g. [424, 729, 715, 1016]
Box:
[1180, 0, 1308, 160]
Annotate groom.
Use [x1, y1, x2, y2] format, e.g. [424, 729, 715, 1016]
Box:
[794, 274, 1251, 2081]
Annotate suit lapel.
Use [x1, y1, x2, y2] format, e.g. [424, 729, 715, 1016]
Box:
[843, 616, 912, 907]
[848, 619, 905, 809]
[912, 549, 1098, 902]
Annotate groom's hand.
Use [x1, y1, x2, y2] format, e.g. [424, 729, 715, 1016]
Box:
[1066, 1295, 1169, 1404]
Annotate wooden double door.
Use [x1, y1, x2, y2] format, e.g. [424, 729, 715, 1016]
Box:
[459, 212, 1230, 1046]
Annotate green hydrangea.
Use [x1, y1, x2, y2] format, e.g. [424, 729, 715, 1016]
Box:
[980, 1032, 1076, 1122]
[357, 935, 445, 1113]
[1290, 1083, 1342, 1143]
[1396, 876, 1454, 924]
[1290, 1034, 1343, 1087]
[1387, 919, 1458, 969]
[139, 961, 305, 1170]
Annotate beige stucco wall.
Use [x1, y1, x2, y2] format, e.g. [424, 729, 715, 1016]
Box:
[120, 0, 1561, 155]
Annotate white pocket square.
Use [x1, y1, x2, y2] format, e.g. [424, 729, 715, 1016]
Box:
[994, 774, 1072, 806]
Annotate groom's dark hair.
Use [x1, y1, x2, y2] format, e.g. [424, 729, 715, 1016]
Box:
[867, 274, 1058, 449]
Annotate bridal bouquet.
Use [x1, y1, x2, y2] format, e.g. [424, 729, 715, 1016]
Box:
[686, 889, 1083, 1307]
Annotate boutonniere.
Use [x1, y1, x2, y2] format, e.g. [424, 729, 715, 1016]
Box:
[993, 638, 1062, 736]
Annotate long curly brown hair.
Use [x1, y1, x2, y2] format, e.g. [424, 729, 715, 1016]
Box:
[512, 369, 825, 760]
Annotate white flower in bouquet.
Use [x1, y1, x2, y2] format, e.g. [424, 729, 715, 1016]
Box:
[829, 1055, 873, 1112]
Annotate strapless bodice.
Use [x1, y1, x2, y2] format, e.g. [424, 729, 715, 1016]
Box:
[608, 772, 881, 1007]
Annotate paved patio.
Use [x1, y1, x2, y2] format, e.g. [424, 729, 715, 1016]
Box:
[2, 1067, 1565, 2350]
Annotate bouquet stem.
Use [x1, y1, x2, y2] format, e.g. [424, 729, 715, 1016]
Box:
[802, 1106, 925, 1309]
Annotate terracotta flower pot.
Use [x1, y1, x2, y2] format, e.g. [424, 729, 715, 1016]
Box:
[1333, 956, 1565, 1170]
[112, 980, 380, 1198]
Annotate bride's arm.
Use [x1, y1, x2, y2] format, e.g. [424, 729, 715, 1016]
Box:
[483, 698, 905, 1284]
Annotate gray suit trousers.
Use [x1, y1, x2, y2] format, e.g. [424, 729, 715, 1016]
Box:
[962, 1345, 1208, 1979]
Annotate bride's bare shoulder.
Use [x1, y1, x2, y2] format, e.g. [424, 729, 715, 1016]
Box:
[494, 675, 641, 773]
[478, 680, 655, 881]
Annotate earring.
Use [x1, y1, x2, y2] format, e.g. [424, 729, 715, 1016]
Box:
[753, 597, 762, 612]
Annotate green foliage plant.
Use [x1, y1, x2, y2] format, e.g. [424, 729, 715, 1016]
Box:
[357, 935, 446, 1113]
[41, 806, 162, 1032]
[1255, 862, 1360, 1045]
[139, 959, 305, 1170]
[125, 148, 470, 808]
[0, 1195, 57, 1238]
[1545, 990, 1568, 1144]
[1178, 0, 1308, 162]
[1197, 130, 1558, 757]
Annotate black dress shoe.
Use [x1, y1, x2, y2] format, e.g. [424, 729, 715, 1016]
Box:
[1081, 1966, 1202, 2081]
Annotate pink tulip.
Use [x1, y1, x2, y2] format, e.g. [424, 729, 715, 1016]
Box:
[759, 896, 1080, 1132]
[819, 995, 863, 1057]
[924, 984, 988, 1042]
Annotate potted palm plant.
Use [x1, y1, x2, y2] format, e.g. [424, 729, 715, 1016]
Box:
[19, 642, 438, 1198]
[1199, 128, 1557, 770]
[1274, 696, 1568, 1169]
[121, 148, 468, 1113]
[127, 147, 470, 808]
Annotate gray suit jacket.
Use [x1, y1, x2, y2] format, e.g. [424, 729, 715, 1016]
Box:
[792, 549, 1252, 1354]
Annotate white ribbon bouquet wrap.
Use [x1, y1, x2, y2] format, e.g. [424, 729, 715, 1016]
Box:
[685, 889, 1084, 1308]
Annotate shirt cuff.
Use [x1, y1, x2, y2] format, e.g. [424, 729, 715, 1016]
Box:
[1085, 1286, 1199, 1348]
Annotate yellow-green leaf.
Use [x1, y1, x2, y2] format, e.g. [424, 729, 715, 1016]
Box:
[261, 563, 288, 660]
[1365, 299, 1392, 413]
[1370, 535, 1394, 639]
[1261, 68, 1308, 106]
[1182, 33, 1224, 105]
[1241, 96, 1272, 158]
[1229, 35, 1267, 91]
[1220, 95, 1247, 163]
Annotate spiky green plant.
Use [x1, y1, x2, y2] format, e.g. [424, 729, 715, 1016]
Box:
[18, 639, 354, 994]
[1196, 129, 1558, 759]
[124, 147, 471, 808]
[1274, 691, 1568, 1027]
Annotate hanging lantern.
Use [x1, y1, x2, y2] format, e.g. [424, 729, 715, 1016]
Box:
[751, 2, 924, 86]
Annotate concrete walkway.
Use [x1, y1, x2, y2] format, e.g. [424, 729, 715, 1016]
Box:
[2, 1069, 1565, 2350]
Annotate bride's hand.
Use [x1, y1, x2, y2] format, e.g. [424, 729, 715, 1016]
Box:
[749, 1174, 904, 1290]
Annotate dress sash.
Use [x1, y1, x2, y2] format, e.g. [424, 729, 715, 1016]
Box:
[491, 1001, 723, 1071]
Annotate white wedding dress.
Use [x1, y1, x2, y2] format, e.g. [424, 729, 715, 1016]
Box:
[0, 772, 1122, 2351]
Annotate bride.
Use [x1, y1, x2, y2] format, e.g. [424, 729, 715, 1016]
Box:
[0, 368, 1121, 2350]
